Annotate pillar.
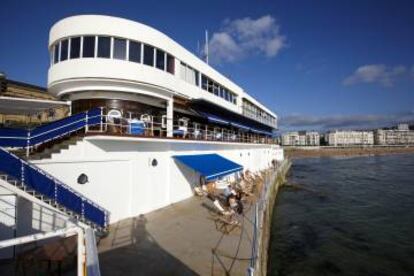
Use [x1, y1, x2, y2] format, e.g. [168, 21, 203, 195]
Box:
[166, 97, 173, 137]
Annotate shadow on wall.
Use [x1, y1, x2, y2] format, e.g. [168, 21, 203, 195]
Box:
[99, 214, 197, 276]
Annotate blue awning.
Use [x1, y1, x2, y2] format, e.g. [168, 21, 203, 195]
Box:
[173, 154, 243, 181]
[197, 111, 229, 126]
[231, 122, 250, 131]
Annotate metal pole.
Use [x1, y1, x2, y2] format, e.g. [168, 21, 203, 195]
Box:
[26, 130, 30, 158]
[85, 111, 89, 133]
[100, 107, 103, 132]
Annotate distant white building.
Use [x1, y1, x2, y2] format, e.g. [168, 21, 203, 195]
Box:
[374, 124, 414, 145]
[327, 130, 374, 146]
[282, 131, 319, 146]
[305, 131, 320, 146]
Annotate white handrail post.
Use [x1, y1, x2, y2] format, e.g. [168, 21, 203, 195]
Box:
[85, 111, 89, 133]
[26, 130, 30, 158]
[100, 107, 104, 132]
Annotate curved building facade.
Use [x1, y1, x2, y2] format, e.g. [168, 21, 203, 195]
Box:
[48, 15, 277, 138]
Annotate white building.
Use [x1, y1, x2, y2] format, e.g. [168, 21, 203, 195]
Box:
[327, 130, 374, 146]
[282, 131, 319, 146]
[0, 15, 284, 228]
[374, 124, 414, 145]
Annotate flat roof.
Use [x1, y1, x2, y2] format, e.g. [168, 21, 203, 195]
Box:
[0, 96, 70, 115]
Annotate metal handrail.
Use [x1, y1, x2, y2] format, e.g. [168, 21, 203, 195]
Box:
[0, 147, 109, 228]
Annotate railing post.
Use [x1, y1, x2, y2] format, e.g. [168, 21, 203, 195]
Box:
[26, 130, 30, 158]
[85, 111, 89, 133]
[99, 107, 104, 132]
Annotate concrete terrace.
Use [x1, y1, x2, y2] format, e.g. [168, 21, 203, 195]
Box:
[98, 195, 258, 276]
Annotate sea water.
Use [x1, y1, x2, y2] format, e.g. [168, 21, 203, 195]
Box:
[268, 154, 414, 276]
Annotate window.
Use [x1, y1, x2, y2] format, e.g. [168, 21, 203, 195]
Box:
[167, 54, 174, 74]
[143, 44, 154, 66]
[208, 79, 213, 93]
[83, 36, 95, 57]
[97, 36, 111, 58]
[195, 71, 199, 86]
[213, 83, 219, 96]
[70, 37, 80, 59]
[54, 43, 60, 64]
[180, 62, 186, 80]
[113, 38, 126, 60]
[219, 87, 224, 98]
[156, 49, 165, 70]
[60, 40, 68, 61]
[224, 89, 229, 101]
[129, 41, 141, 63]
[201, 75, 208, 90]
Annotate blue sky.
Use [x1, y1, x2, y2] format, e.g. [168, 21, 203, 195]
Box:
[1, 0, 413, 131]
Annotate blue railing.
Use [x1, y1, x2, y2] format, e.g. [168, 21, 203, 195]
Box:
[0, 147, 108, 228]
[0, 108, 102, 148]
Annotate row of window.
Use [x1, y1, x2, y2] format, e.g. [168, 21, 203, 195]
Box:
[51, 36, 240, 106]
[242, 99, 276, 127]
[51, 36, 175, 74]
[201, 75, 237, 105]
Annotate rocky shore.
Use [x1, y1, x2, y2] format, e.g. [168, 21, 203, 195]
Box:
[285, 146, 414, 159]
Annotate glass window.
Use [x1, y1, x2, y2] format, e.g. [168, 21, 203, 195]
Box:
[180, 62, 186, 80]
[113, 38, 126, 60]
[213, 83, 219, 96]
[219, 87, 224, 98]
[60, 40, 68, 61]
[53, 43, 60, 64]
[195, 71, 199, 86]
[208, 79, 213, 93]
[143, 44, 154, 66]
[201, 75, 208, 90]
[83, 36, 95, 58]
[156, 49, 165, 70]
[167, 54, 175, 74]
[70, 37, 81, 59]
[129, 41, 141, 63]
[97, 36, 111, 58]
[224, 89, 229, 101]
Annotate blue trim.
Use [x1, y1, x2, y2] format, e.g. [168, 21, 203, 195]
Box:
[0, 147, 108, 228]
[173, 153, 243, 181]
[0, 108, 102, 148]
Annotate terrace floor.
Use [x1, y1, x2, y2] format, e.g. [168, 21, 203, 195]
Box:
[98, 195, 257, 276]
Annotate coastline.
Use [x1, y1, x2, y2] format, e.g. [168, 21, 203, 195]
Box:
[284, 145, 414, 159]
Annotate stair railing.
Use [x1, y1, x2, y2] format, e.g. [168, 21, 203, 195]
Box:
[0, 107, 104, 156]
[0, 147, 109, 229]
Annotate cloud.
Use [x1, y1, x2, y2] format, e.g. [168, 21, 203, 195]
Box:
[281, 111, 414, 131]
[343, 64, 406, 87]
[207, 15, 286, 64]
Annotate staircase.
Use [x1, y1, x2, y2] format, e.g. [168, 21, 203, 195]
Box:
[0, 108, 109, 232]
[0, 148, 108, 231]
[29, 135, 83, 160]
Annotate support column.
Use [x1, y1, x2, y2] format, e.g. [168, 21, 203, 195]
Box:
[166, 97, 174, 137]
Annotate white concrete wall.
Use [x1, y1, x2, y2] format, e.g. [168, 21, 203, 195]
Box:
[33, 137, 283, 224]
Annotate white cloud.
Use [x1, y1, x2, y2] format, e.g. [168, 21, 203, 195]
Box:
[207, 15, 286, 64]
[343, 64, 406, 87]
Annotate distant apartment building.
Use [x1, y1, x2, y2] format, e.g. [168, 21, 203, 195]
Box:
[326, 130, 374, 146]
[374, 124, 414, 145]
[282, 131, 320, 146]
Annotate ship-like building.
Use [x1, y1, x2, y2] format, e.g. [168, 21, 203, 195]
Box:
[0, 15, 283, 233]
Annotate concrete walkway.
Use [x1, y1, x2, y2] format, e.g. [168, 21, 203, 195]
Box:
[98, 195, 257, 275]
